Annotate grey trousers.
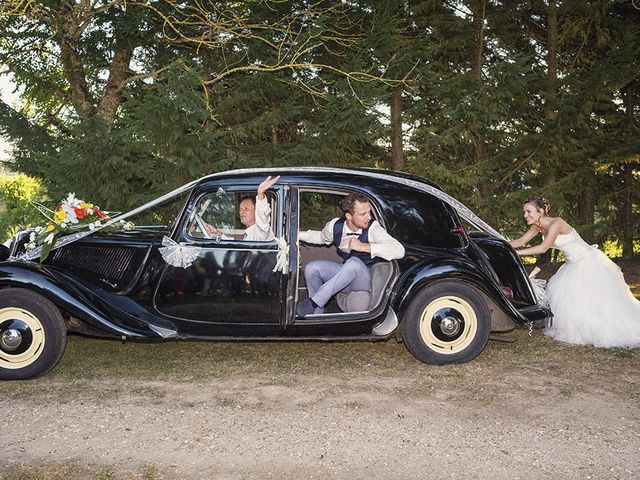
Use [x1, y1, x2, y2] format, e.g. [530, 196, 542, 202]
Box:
[304, 257, 371, 308]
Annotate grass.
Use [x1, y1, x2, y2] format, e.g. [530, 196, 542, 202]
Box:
[50, 334, 420, 381]
[0, 464, 159, 480]
[4, 325, 638, 401]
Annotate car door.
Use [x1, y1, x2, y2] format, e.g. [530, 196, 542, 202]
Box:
[153, 181, 287, 336]
[286, 185, 394, 336]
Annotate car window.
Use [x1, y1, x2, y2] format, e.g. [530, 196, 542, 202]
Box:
[186, 188, 276, 241]
[298, 190, 380, 231]
[299, 191, 344, 230]
[376, 186, 461, 249]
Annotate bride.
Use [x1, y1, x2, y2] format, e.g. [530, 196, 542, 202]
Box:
[509, 197, 640, 348]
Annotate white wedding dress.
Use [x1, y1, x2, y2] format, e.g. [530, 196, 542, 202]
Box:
[544, 229, 640, 348]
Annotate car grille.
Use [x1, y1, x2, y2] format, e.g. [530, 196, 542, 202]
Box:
[48, 244, 147, 287]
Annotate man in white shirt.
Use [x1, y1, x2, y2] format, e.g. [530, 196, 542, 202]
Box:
[197, 175, 279, 241]
[238, 175, 279, 241]
[297, 192, 405, 317]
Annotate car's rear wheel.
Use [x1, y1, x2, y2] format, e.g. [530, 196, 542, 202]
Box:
[401, 281, 490, 365]
[0, 288, 66, 380]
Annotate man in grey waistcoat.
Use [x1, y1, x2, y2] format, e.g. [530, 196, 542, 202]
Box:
[297, 192, 405, 317]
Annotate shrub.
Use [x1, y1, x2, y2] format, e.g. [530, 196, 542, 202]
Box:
[0, 174, 44, 241]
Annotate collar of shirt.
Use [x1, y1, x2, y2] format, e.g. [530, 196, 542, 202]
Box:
[339, 224, 362, 251]
[343, 225, 362, 237]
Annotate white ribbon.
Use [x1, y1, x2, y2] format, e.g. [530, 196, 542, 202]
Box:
[530, 278, 549, 308]
[272, 236, 289, 274]
[16, 230, 94, 261]
[159, 236, 203, 268]
[13, 167, 504, 262]
[528, 268, 549, 307]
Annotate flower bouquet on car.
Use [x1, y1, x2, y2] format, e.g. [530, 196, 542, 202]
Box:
[26, 193, 134, 262]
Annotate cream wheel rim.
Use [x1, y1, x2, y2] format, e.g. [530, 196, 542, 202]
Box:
[419, 295, 477, 355]
[0, 307, 46, 369]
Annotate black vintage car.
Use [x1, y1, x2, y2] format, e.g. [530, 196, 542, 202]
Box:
[0, 168, 550, 380]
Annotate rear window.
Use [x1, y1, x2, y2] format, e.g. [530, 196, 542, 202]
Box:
[378, 187, 461, 249]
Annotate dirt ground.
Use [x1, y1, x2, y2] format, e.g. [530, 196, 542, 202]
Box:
[1, 260, 639, 480]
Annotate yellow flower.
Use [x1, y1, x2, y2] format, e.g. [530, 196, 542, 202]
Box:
[47, 223, 55, 232]
[54, 209, 66, 223]
[80, 202, 93, 209]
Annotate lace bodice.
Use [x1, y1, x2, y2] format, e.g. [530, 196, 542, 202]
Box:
[551, 229, 594, 263]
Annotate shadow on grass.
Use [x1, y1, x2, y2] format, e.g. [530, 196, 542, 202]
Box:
[51, 333, 420, 381]
[38, 326, 639, 385]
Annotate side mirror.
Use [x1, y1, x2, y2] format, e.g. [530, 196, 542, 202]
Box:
[7, 229, 35, 258]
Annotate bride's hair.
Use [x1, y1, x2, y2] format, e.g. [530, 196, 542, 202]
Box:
[525, 196, 550, 213]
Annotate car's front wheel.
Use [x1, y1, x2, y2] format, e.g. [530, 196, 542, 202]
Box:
[401, 281, 490, 365]
[0, 288, 67, 380]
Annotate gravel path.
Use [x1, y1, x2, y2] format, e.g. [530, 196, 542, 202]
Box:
[2, 371, 639, 480]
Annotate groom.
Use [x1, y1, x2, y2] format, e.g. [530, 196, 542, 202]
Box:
[297, 192, 405, 316]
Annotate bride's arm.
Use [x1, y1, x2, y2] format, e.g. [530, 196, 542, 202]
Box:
[509, 226, 539, 249]
[515, 223, 562, 256]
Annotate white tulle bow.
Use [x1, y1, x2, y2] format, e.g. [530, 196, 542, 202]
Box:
[159, 236, 203, 268]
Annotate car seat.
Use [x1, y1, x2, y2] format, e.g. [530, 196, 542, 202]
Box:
[335, 262, 393, 313]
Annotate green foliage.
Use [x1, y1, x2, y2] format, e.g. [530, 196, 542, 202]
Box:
[16, 65, 222, 211]
[602, 239, 640, 259]
[0, 0, 638, 255]
[0, 173, 44, 240]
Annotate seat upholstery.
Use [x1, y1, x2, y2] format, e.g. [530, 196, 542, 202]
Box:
[336, 262, 393, 313]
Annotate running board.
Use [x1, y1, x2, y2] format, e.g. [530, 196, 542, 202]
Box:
[148, 323, 178, 339]
[371, 308, 399, 336]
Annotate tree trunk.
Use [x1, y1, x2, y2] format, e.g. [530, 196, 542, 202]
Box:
[621, 83, 638, 258]
[50, 1, 138, 128]
[576, 183, 595, 243]
[58, 36, 95, 119]
[271, 101, 279, 147]
[51, 1, 96, 119]
[546, 0, 558, 117]
[543, 0, 559, 190]
[471, 0, 485, 80]
[621, 163, 635, 257]
[390, 86, 404, 170]
[470, 1, 491, 201]
[97, 41, 136, 130]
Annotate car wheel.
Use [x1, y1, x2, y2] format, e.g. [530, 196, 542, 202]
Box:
[0, 288, 67, 380]
[401, 281, 490, 365]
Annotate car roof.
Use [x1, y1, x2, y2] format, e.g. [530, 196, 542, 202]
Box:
[195, 167, 443, 191]
[192, 167, 503, 239]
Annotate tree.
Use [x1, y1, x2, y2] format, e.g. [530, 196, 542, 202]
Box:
[0, 0, 638, 253]
[0, 0, 399, 208]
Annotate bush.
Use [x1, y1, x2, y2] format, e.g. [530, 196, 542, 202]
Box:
[0, 174, 44, 242]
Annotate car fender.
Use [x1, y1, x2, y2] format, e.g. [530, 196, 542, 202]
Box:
[0, 261, 162, 339]
[392, 256, 529, 326]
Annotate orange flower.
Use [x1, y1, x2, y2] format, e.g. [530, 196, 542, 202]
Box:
[74, 207, 87, 220]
